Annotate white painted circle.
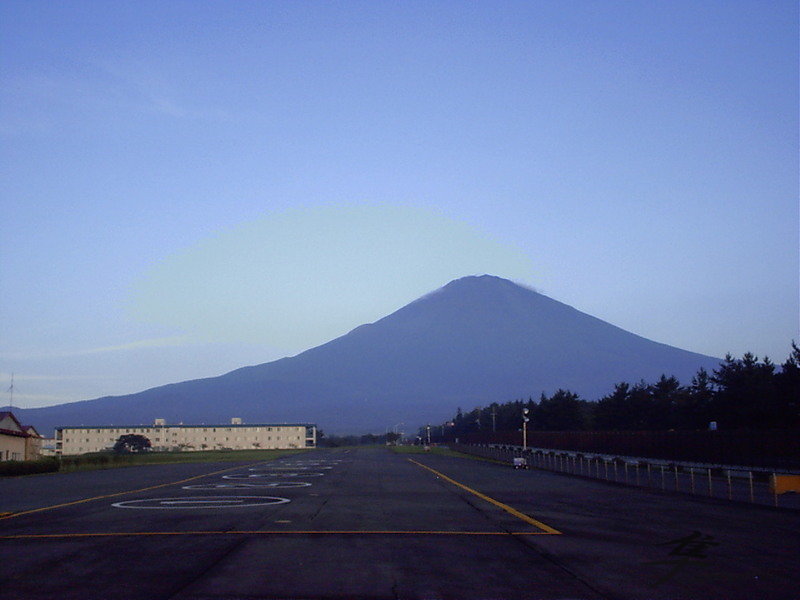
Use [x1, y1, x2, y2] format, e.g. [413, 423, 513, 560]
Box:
[112, 496, 290, 509]
[182, 482, 312, 490]
[249, 466, 331, 471]
[249, 466, 312, 471]
[279, 462, 332, 465]
[223, 472, 324, 479]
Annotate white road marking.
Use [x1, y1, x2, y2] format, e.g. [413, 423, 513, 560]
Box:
[112, 496, 290, 510]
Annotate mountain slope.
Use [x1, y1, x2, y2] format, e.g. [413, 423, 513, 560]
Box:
[13, 276, 721, 435]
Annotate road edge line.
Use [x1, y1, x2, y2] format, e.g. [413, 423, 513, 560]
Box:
[408, 458, 561, 535]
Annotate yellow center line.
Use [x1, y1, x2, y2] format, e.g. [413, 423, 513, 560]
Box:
[0, 530, 557, 540]
[408, 458, 562, 535]
[0, 461, 267, 522]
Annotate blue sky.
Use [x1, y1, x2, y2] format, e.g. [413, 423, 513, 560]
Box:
[1, 1, 797, 409]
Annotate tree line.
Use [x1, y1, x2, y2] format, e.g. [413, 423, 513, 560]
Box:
[432, 344, 799, 440]
[317, 432, 400, 447]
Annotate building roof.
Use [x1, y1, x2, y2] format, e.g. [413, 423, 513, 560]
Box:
[0, 428, 28, 438]
[0, 411, 29, 438]
[56, 422, 316, 430]
[23, 425, 41, 438]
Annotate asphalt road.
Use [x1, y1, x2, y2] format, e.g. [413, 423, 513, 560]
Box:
[0, 447, 798, 600]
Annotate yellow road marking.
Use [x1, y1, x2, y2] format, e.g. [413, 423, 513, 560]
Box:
[408, 458, 561, 535]
[0, 462, 267, 522]
[0, 529, 556, 540]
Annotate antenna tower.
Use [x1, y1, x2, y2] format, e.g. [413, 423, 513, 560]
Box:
[6, 374, 14, 410]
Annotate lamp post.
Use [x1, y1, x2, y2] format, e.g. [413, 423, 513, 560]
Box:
[522, 408, 530, 451]
[426, 424, 431, 445]
[394, 422, 404, 445]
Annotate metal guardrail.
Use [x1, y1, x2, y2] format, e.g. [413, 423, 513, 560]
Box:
[451, 443, 800, 510]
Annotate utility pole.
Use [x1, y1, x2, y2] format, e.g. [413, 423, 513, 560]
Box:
[491, 405, 496, 433]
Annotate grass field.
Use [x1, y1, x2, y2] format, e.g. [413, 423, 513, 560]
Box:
[3, 443, 494, 478]
[55, 448, 306, 473]
[2, 450, 305, 478]
[388, 444, 502, 463]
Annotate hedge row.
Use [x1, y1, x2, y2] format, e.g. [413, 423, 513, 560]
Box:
[0, 458, 60, 476]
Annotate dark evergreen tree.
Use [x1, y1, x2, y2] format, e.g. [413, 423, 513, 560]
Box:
[775, 342, 800, 427]
[534, 389, 590, 430]
[711, 353, 779, 428]
[650, 375, 685, 429]
[113, 434, 151, 454]
[593, 382, 631, 430]
[683, 367, 715, 429]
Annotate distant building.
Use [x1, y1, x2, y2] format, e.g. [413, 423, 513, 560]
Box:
[38, 437, 58, 457]
[55, 418, 317, 455]
[22, 425, 43, 460]
[0, 411, 42, 461]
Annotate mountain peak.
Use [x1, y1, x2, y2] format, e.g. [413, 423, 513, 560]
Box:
[442, 274, 529, 291]
[16, 275, 721, 435]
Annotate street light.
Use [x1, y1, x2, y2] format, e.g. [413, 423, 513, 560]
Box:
[522, 408, 530, 451]
[426, 424, 431, 446]
[393, 422, 404, 445]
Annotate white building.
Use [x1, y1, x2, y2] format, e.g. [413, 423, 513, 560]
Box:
[0, 412, 43, 461]
[55, 418, 316, 455]
[0, 412, 28, 461]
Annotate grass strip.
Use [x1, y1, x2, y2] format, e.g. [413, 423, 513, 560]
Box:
[388, 445, 507, 465]
[54, 448, 306, 474]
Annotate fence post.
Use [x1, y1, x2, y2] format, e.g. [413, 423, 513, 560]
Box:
[707, 468, 712, 497]
[674, 465, 679, 491]
[690, 469, 695, 494]
[773, 473, 778, 507]
[661, 465, 665, 490]
[727, 471, 732, 501]
[748, 471, 754, 503]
